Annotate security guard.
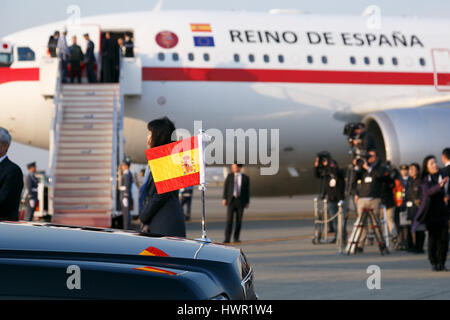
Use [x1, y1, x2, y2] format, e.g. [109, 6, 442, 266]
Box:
[119, 158, 133, 230]
[24, 162, 38, 221]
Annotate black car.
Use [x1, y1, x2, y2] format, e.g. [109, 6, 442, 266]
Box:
[0, 221, 257, 299]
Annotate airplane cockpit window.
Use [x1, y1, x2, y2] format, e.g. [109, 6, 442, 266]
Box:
[307, 55, 313, 64]
[172, 53, 179, 61]
[157, 53, 165, 61]
[392, 57, 398, 66]
[233, 54, 240, 62]
[350, 56, 356, 65]
[321, 56, 328, 64]
[263, 54, 270, 63]
[419, 58, 426, 66]
[364, 57, 370, 65]
[378, 57, 384, 65]
[188, 53, 194, 61]
[17, 47, 35, 61]
[0, 52, 13, 67]
[278, 55, 284, 63]
[203, 53, 210, 62]
[249, 54, 255, 63]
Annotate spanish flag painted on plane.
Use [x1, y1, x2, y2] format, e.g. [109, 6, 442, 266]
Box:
[190, 23, 212, 32]
[145, 135, 205, 194]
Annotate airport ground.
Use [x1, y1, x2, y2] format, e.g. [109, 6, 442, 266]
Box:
[184, 186, 450, 300]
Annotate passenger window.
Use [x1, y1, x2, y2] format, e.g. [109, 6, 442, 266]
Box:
[350, 56, 356, 65]
[392, 57, 398, 66]
[249, 54, 255, 63]
[172, 53, 179, 61]
[419, 58, 426, 66]
[188, 53, 194, 61]
[364, 57, 370, 65]
[263, 54, 270, 63]
[307, 55, 313, 64]
[378, 57, 384, 65]
[18, 47, 35, 61]
[234, 54, 240, 63]
[278, 55, 284, 63]
[203, 53, 210, 62]
[157, 52, 165, 61]
[321, 56, 328, 64]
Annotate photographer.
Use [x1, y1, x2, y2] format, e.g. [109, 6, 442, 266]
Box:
[352, 149, 385, 252]
[314, 152, 345, 242]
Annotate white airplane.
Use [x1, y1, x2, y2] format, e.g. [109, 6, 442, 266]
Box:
[1, 9, 450, 197]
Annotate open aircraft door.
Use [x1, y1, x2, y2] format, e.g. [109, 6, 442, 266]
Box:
[431, 48, 450, 91]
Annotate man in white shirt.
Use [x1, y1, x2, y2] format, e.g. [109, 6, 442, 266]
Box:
[222, 163, 250, 243]
[0, 127, 24, 221]
[57, 28, 70, 83]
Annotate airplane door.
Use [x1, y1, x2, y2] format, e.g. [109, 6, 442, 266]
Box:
[66, 25, 101, 78]
[431, 48, 450, 91]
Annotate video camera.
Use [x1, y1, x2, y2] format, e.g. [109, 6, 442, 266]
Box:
[343, 122, 368, 161]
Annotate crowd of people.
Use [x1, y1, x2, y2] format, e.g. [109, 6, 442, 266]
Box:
[47, 29, 134, 84]
[315, 123, 450, 272]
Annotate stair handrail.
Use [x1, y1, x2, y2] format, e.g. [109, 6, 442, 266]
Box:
[111, 90, 119, 217]
[48, 58, 63, 216]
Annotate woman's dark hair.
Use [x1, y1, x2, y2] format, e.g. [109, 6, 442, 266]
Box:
[147, 117, 176, 148]
[421, 155, 436, 180]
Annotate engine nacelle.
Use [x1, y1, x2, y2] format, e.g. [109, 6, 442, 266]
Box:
[363, 107, 450, 166]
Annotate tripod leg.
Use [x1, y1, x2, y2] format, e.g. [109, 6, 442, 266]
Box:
[345, 215, 361, 254]
[369, 210, 389, 255]
[346, 212, 367, 255]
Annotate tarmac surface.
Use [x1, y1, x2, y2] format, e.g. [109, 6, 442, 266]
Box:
[184, 187, 450, 300]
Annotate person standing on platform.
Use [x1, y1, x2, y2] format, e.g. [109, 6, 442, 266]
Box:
[115, 38, 124, 82]
[124, 33, 134, 57]
[101, 32, 116, 83]
[408, 163, 425, 253]
[69, 36, 83, 84]
[0, 127, 24, 221]
[48, 31, 59, 58]
[57, 29, 70, 83]
[222, 163, 250, 244]
[83, 33, 97, 83]
[24, 162, 38, 221]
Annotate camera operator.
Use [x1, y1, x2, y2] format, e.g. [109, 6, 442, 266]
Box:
[351, 123, 377, 157]
[314, 152, 345, 242]
[352, 149, 385, 252]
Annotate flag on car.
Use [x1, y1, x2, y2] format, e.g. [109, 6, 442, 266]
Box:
[145, 135, 205, 194]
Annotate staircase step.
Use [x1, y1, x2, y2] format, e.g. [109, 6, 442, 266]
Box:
[58, 142, 113, 149]
[61, 123, 113, 130]
[54, 182, 112, 189]
[55, 174, 112, 182]
[61, 102, 114, 108]
[61, 118, 114, 124]
[63, 113, 113, 120]
[53, 189, 111, 197]
[62, 108, 115, 114]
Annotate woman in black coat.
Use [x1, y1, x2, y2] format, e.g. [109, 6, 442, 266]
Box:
[139, 117, 186, 238]
[412, 155, 449, 271]
[407, 163, 425, 253]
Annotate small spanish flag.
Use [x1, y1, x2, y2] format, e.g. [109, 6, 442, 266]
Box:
[190, 23, 212, 32]
[145, 135, 205, 194]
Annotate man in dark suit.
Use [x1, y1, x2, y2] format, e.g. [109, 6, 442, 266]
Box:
[0, 128, 24, 221]
[101, 32, 117, 83]
[83, 33, 97, 83]
[222, 163, 250, 243]
[24, 162, 38, 221]
[124, 33, 134, 57]
[119, 158, 133, 230]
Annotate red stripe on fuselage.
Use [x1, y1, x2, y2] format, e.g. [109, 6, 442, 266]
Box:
[142, 67, 437, 85]
[0, 67, 39, 84]
[1, 66, 447, 86]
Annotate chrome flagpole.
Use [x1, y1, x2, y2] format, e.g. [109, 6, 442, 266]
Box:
[196, 129, 211, 243]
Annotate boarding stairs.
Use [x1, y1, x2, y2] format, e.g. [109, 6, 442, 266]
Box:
[48, 83, 123, 227]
